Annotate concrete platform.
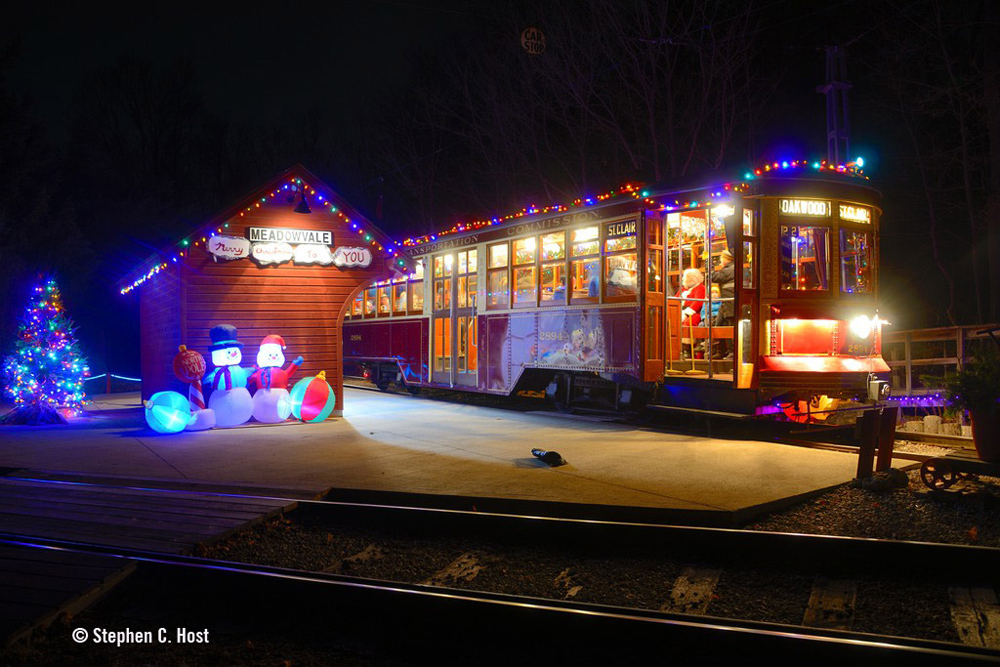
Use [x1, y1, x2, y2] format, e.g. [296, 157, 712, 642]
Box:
[0, 389, 912, 525]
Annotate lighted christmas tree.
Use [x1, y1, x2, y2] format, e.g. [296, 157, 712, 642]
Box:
[1, 276, 90, 424]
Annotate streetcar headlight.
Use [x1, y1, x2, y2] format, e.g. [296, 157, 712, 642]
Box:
[850, 315, 872, 339]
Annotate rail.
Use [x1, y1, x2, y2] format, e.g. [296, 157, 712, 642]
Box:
[2, 483, 999, 662]
[882, 324, 999, 397]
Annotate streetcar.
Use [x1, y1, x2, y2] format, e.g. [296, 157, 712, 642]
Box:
[343, 160, 889, 418]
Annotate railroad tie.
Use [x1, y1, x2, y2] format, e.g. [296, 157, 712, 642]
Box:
[801, 577, 856, 631]
[660, 567, 720, 616]
[422, 553, 483, 587]
[949, 586, 1000, 649]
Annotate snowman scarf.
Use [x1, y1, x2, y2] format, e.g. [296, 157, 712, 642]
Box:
[213, 366, 234, 391]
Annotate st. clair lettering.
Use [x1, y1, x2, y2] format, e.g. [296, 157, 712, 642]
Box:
[605, 220, 636, 238]
[779, 199, 830, 216]
[839, 204, 871, 224]
[247, 227, 333, 245]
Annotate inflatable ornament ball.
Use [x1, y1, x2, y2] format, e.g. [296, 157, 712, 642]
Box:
[289, 371, 336, 423]
[144, 391, 195, 434]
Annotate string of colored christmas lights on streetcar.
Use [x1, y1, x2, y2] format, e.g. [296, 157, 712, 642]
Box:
[120, 158, 864, 294]
[120, 177, 405, 294]
[400, 157, 865, 248]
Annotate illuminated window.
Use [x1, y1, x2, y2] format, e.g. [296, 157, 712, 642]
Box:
[604, 220, 638, 300]
[780, 226, 830, 291]
[408, 258, 425, 314]
[840, 231, 872, 293]
[377, 285, 391, 315]
[487, 243, 509, 309]
[513, 237, 536, 265]
[513, 266, 537, 307]
[364, 287, 376, 317]
[540, 232, 566, 305]
[512, 238, 536, 307]
[571, 226, 599, 257]
[433, 254, 453, 310]
[393, 283, 407, 314]
[570, 226, 600, 303]
[458, 249, 477, 309]
[352, 294, 363, 317]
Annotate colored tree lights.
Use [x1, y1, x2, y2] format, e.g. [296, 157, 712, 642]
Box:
[1, 277, 90, 424]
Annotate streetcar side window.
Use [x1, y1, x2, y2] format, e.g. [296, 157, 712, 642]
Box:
[780, 225, 830, 291]
[604, 219, 638, 300]
[487, 243, 509, 309]
[840, 230, 872, 293]
[377, 285, 391, 315]
[408, 258, 425, 314]
[512, 237, 537, 308]
[570, 226, 600, 303]
[433, 254, 453, 310]
[364, 287, 377, 317]
[392, 281, 407, 314]
[458, 249, 477, 308]
[351, 293, 363, 318]
[540, 232, 567, 305]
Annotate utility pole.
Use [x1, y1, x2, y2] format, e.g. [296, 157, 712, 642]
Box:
[817, 46, 852, 165]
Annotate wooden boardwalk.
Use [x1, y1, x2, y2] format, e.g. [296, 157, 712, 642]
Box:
[0, 477, 296, 645]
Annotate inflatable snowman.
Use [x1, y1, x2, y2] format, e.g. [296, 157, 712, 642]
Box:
[204, 324, 254, 427]
[248, 334, 303, 423]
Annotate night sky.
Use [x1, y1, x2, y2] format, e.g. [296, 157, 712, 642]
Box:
[0, 0, 994, 378]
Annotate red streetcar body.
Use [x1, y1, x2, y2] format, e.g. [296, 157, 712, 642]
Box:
[345, 163, 888, 416]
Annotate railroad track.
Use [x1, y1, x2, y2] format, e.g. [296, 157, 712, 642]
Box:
[8, 485, 999, 663]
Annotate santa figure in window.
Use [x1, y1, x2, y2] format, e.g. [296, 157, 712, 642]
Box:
[248, 334, 304, 423]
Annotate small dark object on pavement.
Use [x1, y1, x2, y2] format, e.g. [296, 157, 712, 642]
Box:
[531, 448, 566, 466]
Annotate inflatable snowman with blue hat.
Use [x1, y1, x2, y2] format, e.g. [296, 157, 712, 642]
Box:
[204, 324, 254, 427]
[248, 334, 303, 423]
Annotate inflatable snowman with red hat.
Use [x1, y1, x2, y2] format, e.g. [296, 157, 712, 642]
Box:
[248, 334, 303, 423]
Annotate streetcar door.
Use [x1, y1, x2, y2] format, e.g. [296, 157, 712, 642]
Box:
[432, 253, 454, 385]
[642, 211, 664, 381]
[454, 248, 478, 386]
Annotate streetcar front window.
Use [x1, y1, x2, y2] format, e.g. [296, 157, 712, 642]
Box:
[780, 225, 830, 291]
[840, 230, 872, 293]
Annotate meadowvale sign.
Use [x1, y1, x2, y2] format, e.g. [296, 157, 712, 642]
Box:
[247, 227, 333, 245]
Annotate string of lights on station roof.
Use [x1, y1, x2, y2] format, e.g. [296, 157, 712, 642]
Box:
[119, 177, 407, 295]
[119, 159, 864, 295]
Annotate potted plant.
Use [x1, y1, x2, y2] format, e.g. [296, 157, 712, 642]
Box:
[943, 349, 1000, 462]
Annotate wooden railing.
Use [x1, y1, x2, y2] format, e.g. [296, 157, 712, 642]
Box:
[882, 324, 999, 396]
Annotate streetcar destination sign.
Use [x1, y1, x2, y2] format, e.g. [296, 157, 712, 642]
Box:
[839, 204, 871, 223]
[779, 199, 830, 216]
[247, 227, 333, 245]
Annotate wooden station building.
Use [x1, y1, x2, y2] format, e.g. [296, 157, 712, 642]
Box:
[118, 165, 410, 416]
